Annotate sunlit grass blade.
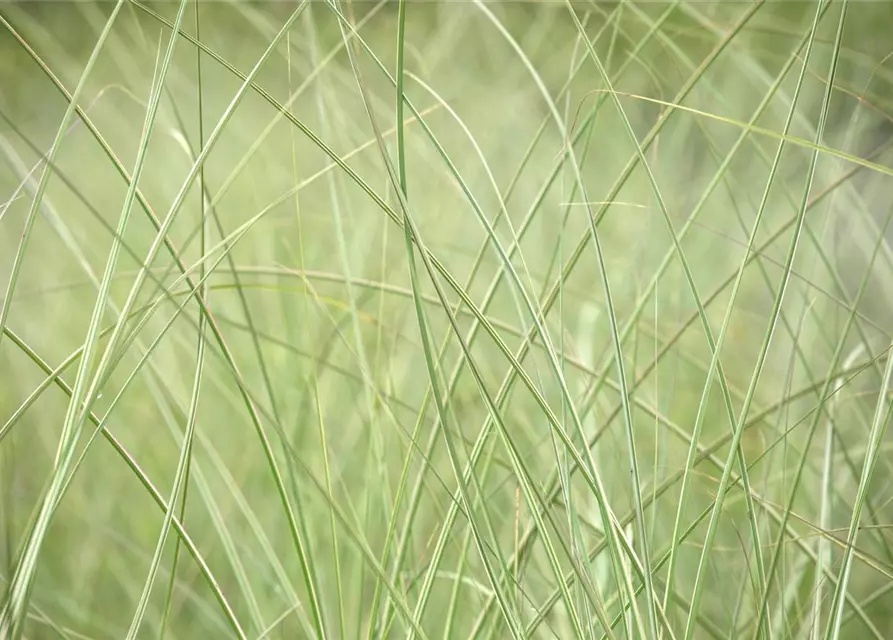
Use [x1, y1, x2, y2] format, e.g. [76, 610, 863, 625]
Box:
[822, 335, 893, 637]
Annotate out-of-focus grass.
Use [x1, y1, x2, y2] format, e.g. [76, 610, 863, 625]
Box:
[2, 1, 893, 638]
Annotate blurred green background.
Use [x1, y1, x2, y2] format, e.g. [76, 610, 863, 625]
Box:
[2, 1, 893, 638]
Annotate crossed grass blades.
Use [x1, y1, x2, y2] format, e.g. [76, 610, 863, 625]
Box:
[2, 1, 893, 638]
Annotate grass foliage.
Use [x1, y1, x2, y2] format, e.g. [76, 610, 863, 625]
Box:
[2, 1, 893, 638]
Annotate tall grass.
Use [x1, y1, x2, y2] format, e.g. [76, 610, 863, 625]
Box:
[2, 1, 893, 638]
